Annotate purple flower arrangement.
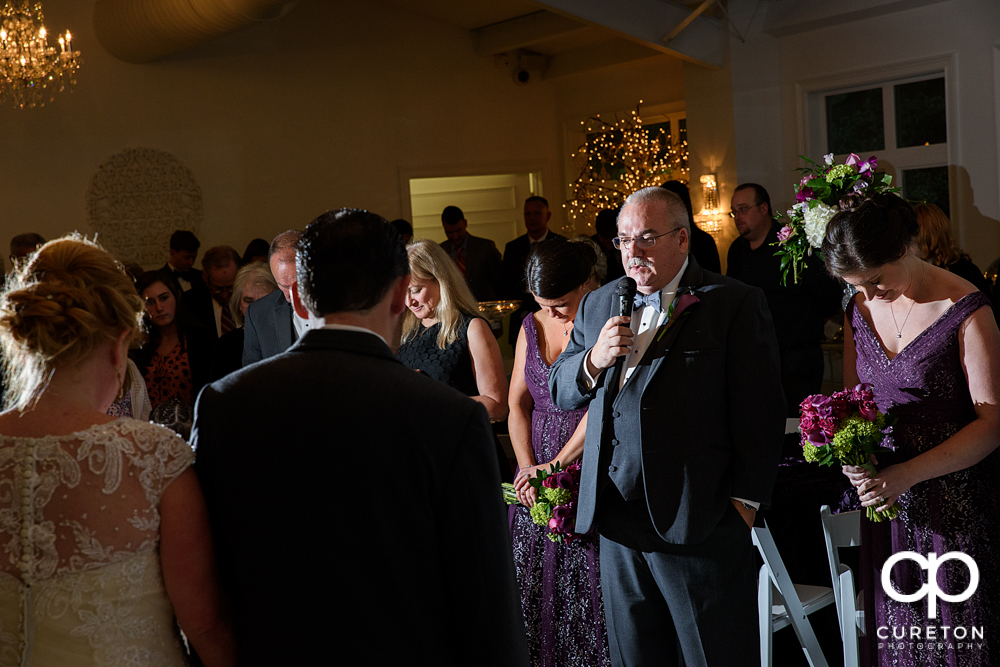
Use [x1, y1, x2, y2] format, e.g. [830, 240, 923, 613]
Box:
[774, 153, 898, 285]
[799, 383, 899, 521]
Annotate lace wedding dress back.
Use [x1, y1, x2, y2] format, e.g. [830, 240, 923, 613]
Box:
[0, 418, 194, 666]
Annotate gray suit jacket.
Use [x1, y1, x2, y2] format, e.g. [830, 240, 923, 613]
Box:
[193, 329, 528, 666]
[549, 257, 785, 545]
[242, 289, 294, 367]
[440, 234, 502, 302]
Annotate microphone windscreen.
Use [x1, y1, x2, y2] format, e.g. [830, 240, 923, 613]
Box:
[612, 277, 637, 318]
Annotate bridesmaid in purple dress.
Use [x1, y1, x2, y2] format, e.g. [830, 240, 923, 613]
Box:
[823, 194, 1000, 667]
[508, 239, 610, 667]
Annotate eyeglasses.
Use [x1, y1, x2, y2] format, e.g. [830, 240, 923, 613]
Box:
[612, 228, 683, 250]
[208, 284, 234, 298]
[729, 203, 763, 218]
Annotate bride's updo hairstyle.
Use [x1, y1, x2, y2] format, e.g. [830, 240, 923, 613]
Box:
[0, 235, 144, 410]
[526, 239, 597, 299]
[822, 193, 919, 278]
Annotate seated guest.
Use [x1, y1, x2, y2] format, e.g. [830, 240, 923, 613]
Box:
[209, 262, 278, 381]
[914, 202, 992, 297]
[132, 270, 215, 410]
[390, 219, 414, 244]
[184, 246, 241, 339]
[241, 238, 270, 266]
[162, 230, 204, 292]
[192, 209, 527, 666]
[0, 236, 233, 665]
[9, 232, 45, 268]
[440, 206, 502, 301]
[398, 239, 512, 481]
[660, 180, 721, 273]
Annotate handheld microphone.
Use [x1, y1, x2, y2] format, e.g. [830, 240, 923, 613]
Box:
[612, 277, 637, 319]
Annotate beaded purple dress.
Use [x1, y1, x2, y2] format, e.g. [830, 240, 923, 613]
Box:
[848, 292, 1000, 667]
[508, 314, 610, 667]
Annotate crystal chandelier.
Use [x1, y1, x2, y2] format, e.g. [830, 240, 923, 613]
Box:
[0, 1, 80, 109]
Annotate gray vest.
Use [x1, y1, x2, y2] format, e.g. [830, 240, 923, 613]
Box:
[604, 344, 660, 501]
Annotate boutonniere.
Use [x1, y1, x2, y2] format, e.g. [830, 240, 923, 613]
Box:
[656, 288, 701, 342]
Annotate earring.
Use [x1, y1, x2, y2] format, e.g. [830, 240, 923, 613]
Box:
[115, 363, 126, 401]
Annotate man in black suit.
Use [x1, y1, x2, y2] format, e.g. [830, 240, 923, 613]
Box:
[183, 245, 240, 339]
[160, 230, 204, 293]
[501, 196, 566, 343]
[549, 187, 785, 666]
[242, 230, 300, 366]
[192, 209, 528, 666]
[440, 205, 502, 301]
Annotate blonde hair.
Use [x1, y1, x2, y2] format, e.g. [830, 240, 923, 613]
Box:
[230, 261, 277, 328]
[914, 203, 966, 267]
[401, 239, 481, 349]
[0, 235, 145, 410]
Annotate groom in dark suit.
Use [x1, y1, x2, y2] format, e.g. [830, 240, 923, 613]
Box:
[549, 187, 785, 666]
[193, 209, 528, 666]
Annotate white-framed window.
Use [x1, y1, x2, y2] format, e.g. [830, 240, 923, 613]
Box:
[801, 56, 956, 215]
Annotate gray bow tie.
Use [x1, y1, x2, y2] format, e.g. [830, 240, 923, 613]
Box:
[633, 292, 661, 312]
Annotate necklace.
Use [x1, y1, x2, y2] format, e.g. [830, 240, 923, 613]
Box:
[562, 321, 571, 337]
[890, 261, 924, 338]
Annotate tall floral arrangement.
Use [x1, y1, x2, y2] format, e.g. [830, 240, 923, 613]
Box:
[775, 153, 898, 285]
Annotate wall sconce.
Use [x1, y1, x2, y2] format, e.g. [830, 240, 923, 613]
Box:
[693, 173, 725, 241]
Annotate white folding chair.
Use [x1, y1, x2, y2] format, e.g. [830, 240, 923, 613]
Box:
[753, 521, 834, 667]
[819, 505, 864, 667]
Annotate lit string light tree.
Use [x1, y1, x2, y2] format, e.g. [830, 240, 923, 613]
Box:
[564, 102, 688, 231]
[0, 1, 80, 109]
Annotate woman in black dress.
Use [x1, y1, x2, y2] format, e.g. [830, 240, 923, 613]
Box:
[398, 240, 510, 476]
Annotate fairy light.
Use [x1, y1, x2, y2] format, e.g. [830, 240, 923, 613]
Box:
[563, 101, 690, 227]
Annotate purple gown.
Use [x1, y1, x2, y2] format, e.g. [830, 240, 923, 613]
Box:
[849, 292, 1000, 667]
[508, 314, 611, 667]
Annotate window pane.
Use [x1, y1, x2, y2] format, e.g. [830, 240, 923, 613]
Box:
[826, 88, 884, 154]
[895, 78, 946, 148]
[903, 166, 950, 217]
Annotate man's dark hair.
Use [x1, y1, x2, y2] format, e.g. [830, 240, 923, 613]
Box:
[525, 195, 549, 208]
[242, 238, 270, 265]
[734, 183, 772, 215]
[169, 230, 200, 253]
[595, 208, 619, 239]
[201, 246, 241, 271]
[660, 181, 695, 225]
[441, 207, 464, 225]
[10, 232, 46, 257]
[296, 209, 409, 316]
[390, 219, 414, 237]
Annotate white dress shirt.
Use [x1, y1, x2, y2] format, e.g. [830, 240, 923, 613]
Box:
[321, 322, 388, 347]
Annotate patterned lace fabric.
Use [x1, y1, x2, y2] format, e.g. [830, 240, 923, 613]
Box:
[0, 419, 194, 666]
[849, 292, 1000, 667]
[508, 314, 610, 667]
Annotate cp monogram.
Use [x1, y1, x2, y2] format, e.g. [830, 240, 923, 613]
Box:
[882, 551, 979, 619]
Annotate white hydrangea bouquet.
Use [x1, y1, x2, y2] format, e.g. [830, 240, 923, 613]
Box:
[774, 153, 898, 285]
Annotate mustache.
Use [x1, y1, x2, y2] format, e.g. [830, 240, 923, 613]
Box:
[628, 258, 653, 268]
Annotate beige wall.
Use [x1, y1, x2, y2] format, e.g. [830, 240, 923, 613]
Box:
[0, 0, 695, 268]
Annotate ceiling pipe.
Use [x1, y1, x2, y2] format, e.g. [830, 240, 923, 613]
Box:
[94, 0, 296, 64]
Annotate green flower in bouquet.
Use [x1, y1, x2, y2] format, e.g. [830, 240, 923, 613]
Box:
[541, 486, 572, 506]
[529, 501, 553, 528]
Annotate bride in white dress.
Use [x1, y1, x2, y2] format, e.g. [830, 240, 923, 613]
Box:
[0, 237, 234, 666]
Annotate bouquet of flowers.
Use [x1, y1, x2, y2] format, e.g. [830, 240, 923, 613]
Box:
[502, 461, 583, 543]
[775, 153, 898, 285]
[799, 383, 899, 522]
